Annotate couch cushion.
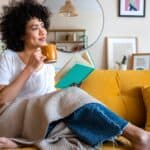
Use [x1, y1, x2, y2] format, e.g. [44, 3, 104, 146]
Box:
[81, 70, 150, 127]
[141, 85, 150, 131]
[80, 70, 127, 119]
[117, 71, 150, 127]
[81, 70, 120, 98]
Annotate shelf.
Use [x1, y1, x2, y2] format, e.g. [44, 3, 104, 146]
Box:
[48, 29, 86, 32]
[47, 28, 87, 52]
[50, 41, 84, 43]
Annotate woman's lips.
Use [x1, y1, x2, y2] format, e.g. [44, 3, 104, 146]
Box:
[39, 37, 46, 42]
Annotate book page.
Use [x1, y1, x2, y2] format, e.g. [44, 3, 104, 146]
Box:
[55, 53, 92, 82]
[81, 51, 95, 67]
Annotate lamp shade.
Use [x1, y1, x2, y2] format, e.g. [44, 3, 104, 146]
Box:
[59, 0, 78, 17]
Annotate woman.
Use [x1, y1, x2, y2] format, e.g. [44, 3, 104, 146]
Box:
[0, 1, 150, 150]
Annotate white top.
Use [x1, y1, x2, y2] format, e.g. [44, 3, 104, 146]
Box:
[0, 50, 56, 100]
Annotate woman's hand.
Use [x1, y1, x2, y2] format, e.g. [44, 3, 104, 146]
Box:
[26, 50, 46, 71]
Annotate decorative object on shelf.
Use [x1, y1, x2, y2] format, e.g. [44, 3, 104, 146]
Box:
[65, 33, 73, 41]
[116, 55, 127, 70]
[107, 37, 137, 70]
[121, 55, 127, 64]
[57, 46, 68, 52]
[120, 55, 127, 70]
[119, 0, 145, 17]
[72, 44, 84, 52]
[59, 0, 78, 17]
[79, 35, 88, 49]
[73, 32, 76, 41]
[132, 53, 150, 70]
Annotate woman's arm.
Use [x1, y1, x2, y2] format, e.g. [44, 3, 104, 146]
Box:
[0, 51, 45, 105]
[0, 66, 34, 105]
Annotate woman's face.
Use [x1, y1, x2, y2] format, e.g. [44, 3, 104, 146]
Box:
[23, 17, 47, 50]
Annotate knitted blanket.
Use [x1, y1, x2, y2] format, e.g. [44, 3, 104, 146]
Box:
[0, 87, 101, 150]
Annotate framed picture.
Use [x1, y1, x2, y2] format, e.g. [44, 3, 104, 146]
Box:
[132, 53, 150, 70]
[107, 37, 137, 69]
[119, 0, 145, 17]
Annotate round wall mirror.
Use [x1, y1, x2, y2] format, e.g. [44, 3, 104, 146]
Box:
[43, 0, 104, 53]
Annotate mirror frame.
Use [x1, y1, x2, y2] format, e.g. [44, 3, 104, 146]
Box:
[86, 0, 104, 50]
[43, 0, 104, 53]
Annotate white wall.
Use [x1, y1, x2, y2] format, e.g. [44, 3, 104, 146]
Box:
[92, 0, 150, 69]
[0, 0, 150, 69]
[55, 0, 150, 69]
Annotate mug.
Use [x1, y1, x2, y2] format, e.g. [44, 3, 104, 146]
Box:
[41, 44, 57, 63]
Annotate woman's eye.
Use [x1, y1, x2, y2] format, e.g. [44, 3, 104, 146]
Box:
[41, 23, 45, 28]
[31, 23, 45, 30]
[32, 26, 38, 30]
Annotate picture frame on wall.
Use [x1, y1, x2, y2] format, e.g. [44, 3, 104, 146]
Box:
[107, 37, 137, 69]
[132, 53, 150, 70]
[119, 0, 145, 17]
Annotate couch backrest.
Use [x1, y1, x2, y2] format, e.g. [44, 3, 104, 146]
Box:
[80, 70, 150, 127]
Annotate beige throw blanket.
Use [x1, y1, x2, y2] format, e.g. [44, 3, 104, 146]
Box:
[0, 87, 99, 150]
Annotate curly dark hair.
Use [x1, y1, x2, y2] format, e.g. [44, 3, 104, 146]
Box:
[0, 0, 51, 52]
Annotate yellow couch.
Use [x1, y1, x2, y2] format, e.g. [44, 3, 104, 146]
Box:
[80, 70, 150, 149]
[6, 70, 150, 150]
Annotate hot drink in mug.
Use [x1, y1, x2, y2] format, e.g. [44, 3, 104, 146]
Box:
[41, 44, 57, 63]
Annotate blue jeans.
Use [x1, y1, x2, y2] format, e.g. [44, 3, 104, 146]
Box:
[45, 102, 128, 147]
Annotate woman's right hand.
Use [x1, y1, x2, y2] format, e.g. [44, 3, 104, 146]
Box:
[26, 50, 46, 71]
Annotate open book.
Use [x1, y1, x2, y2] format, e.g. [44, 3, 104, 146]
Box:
[55, 52, 95, 89]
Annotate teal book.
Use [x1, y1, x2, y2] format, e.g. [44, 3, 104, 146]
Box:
[55, 64, 94, 89]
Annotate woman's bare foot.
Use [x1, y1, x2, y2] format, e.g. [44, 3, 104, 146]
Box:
[132, 131, 150, 150]
[123, 123, 150, 150]
[0, 137, 18, 149]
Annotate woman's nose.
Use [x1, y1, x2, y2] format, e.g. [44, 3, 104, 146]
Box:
[39, 28, 47, 36]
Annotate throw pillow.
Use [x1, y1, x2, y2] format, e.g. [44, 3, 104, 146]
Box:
[142, 86, 150, 131]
